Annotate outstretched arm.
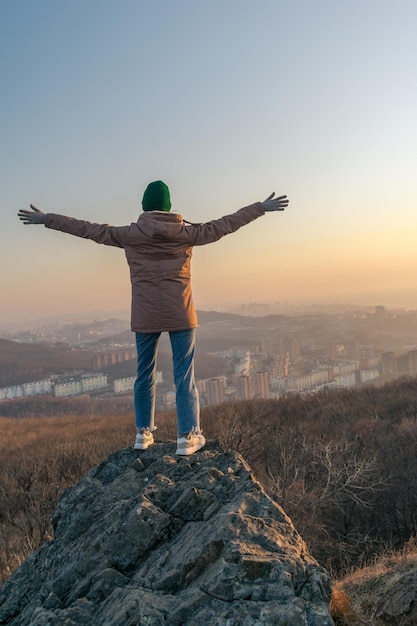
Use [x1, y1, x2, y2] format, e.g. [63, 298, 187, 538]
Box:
[17, 204, 128, 248]
[186, 191, 289, 246]
[18, 204, 46, 225]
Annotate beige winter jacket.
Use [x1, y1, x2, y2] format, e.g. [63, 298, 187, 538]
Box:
[45, 202, 265, 332]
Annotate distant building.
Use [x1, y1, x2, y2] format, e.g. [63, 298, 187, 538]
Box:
[91, 350, 136, 370]
[360, 349, 381, 370]
[252, 372, 269, 398]
[236, 375, 253, 401]
[0, 378, 52, 400]
[269, 353, 289, 378]
[206, 377, 226, 406]
[359, 370, 380, 383]
[0, 385, 23, 400]
[53, 373, 108, 397]
[114, 377, 136, 393]
[23, 379, 52, 396]
[235, 371, 270, 401]
[332, 360, 359, 377]
[286, 369, 329, 392]
[381, 351, 398, 375]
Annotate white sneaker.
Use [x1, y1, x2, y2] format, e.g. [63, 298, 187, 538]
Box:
[176, 431, 206, 455]
[134, 430, 154, 450]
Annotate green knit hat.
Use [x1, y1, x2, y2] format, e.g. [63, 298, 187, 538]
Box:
[142, 180, 171, 212]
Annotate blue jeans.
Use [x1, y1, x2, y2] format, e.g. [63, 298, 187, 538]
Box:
[134, 328, 200, 436]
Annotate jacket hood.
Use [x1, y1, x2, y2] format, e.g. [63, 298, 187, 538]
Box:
[137, 211, 184, 240]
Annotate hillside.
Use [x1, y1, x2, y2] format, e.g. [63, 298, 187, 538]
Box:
[0, 338, 95, 387]
[3, 379, 417, 623]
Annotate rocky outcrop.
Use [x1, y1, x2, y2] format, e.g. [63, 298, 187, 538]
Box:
[0, 441, 334, 625]
[374, 569, 417, 625]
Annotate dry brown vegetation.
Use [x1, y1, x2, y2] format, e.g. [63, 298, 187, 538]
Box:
[0, 412, 132, 581]
[2, 376, 417, 624]
[332, 539, 417, 625]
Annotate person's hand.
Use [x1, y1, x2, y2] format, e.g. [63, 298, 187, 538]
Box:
[18, 204, 46, 225]
[261, 192, 289, 212]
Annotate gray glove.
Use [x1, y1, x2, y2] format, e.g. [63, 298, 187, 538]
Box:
[18, 204, 47, 225]
[261, 192, 289, 212]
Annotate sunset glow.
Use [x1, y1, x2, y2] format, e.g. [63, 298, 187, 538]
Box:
[2, 1, 417, 323]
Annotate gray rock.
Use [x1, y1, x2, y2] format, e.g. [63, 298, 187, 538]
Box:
[0, 441, 334, 625]
[375, 569, 417, 625]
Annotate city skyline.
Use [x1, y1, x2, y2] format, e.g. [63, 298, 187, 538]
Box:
[2, 1, 417, 324]
[4, 306, 417, 407]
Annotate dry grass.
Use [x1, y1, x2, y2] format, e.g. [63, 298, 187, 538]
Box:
[0, 411, 175, 583]
[332, 539, 417, 625]
[330, 586, 363, 625]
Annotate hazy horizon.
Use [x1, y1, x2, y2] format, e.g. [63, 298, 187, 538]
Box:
[2, 294, 417, 329]
[2, 1, 417, 324]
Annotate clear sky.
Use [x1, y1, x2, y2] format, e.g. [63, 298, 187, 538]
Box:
[2, 0, 417, 324]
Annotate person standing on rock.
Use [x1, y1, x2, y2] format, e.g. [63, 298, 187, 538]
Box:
[18, 181, 289, 455]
